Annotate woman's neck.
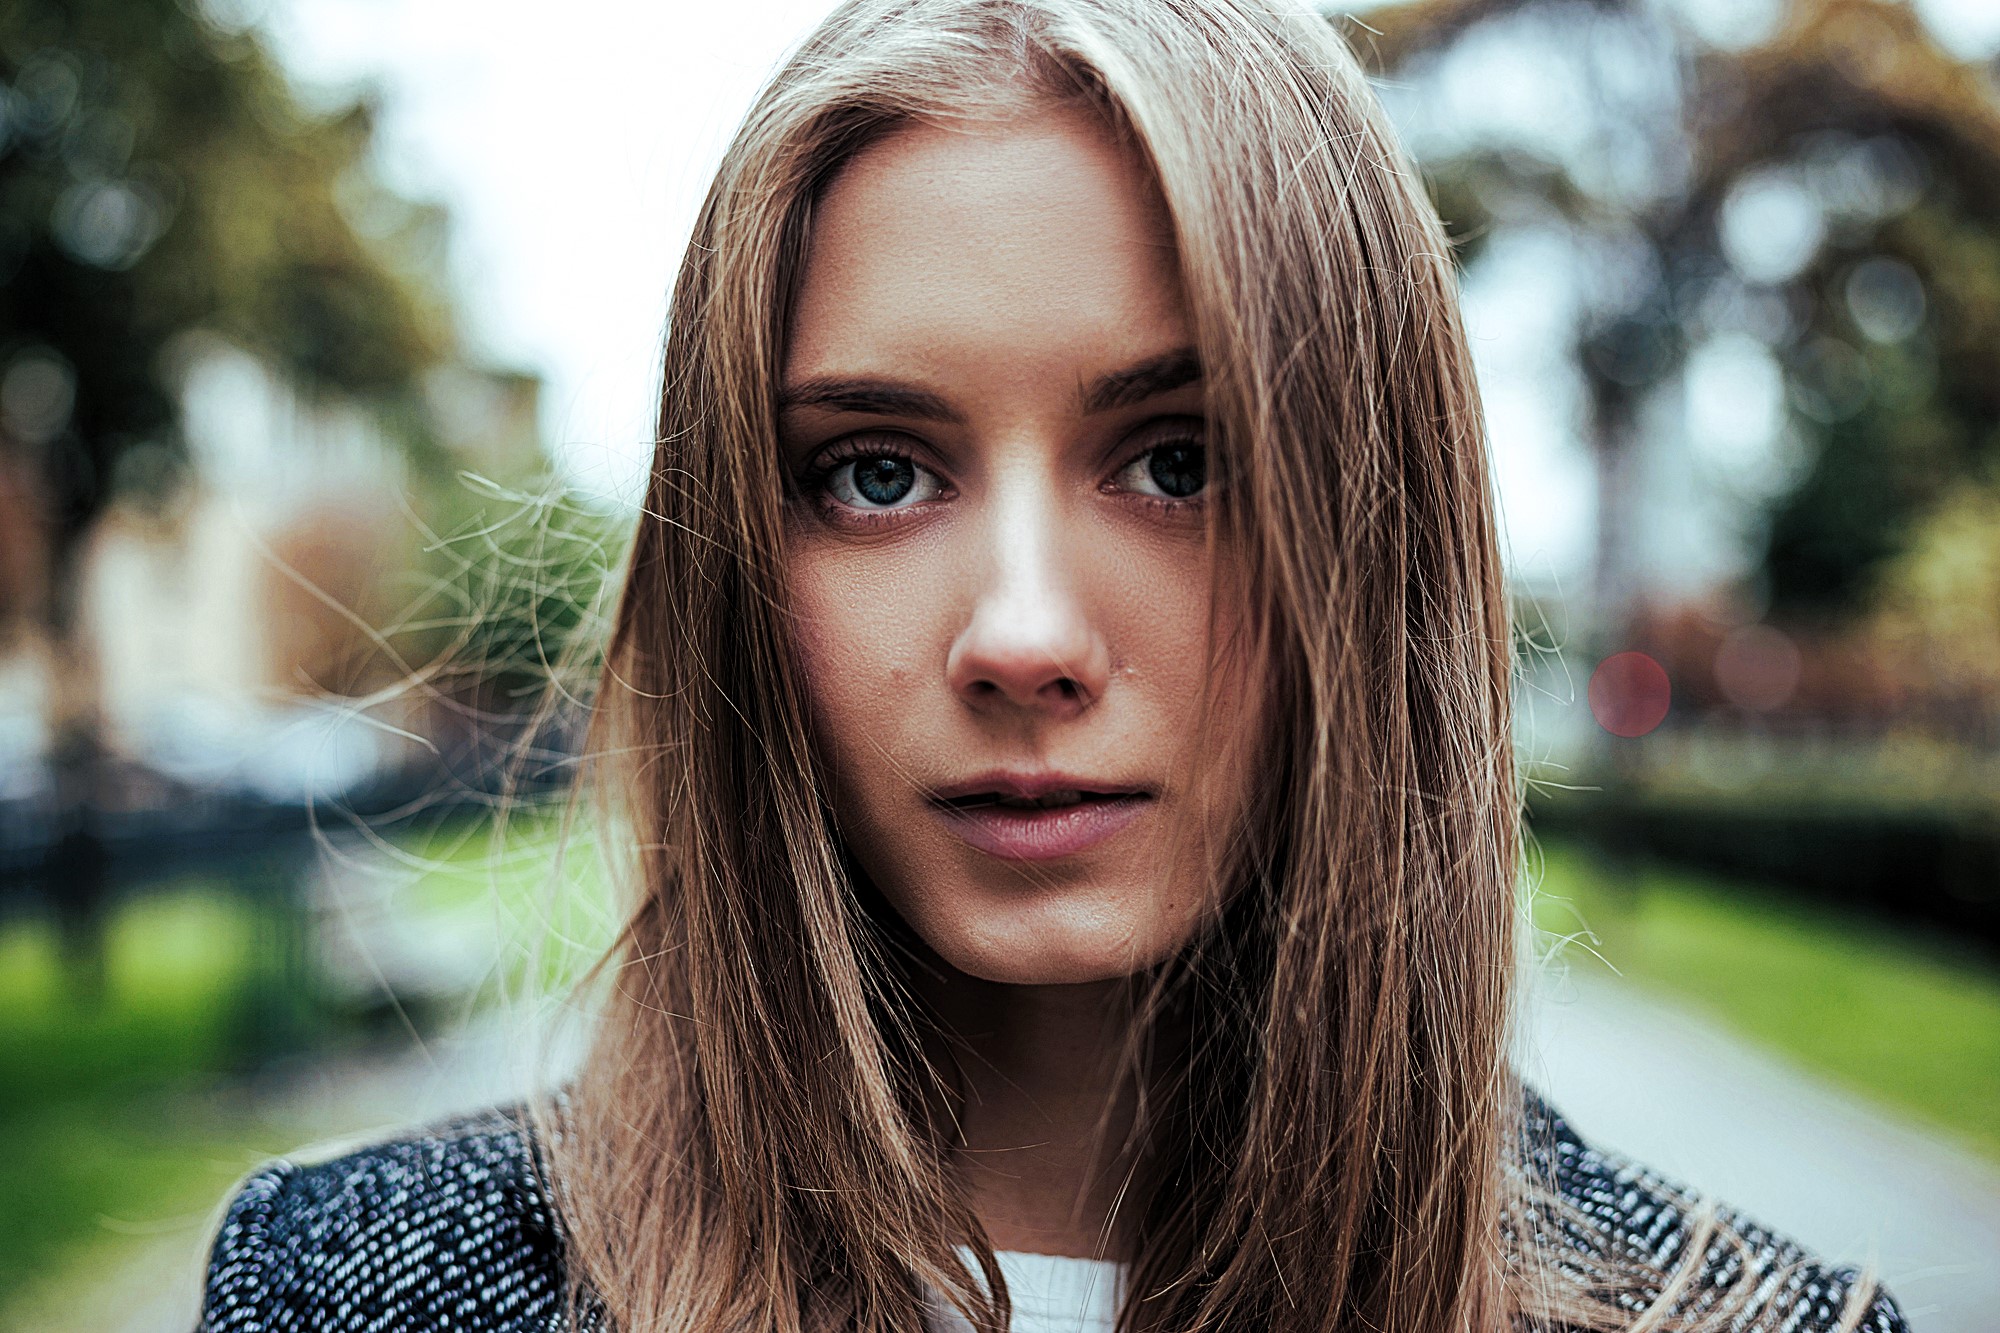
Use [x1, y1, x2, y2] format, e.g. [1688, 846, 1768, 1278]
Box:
[918, 967, 1152, 1261]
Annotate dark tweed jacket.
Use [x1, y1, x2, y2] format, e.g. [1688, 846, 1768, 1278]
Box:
[195, 1087, 1912, 1332]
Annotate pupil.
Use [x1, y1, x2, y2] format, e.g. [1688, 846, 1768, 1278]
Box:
[854, 456, 915, 506]
[1148, 443, 1205, 499]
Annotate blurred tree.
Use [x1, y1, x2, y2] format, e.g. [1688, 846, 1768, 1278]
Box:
[1865, 476, 2000, 733]
[0, 0, 454, 988]
[1684, 0, 2000, 616]
[1353, 0, 2000, 632]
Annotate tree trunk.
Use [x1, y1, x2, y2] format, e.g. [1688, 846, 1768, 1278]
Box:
[42, 530, 111, 1003]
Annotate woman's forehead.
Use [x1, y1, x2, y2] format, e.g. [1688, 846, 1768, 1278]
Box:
[784, 108, 1188, 392]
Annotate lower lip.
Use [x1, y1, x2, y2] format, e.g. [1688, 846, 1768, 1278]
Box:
[930, 794, 1153, 861]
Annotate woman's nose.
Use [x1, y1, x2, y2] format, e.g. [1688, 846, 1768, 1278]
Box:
[945, 500, 1112, 719]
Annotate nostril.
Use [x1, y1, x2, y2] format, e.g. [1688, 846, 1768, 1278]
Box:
[945, 603, 1112, 714]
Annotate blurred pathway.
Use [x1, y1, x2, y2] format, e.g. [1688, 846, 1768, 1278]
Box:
[1521, 969, 2000, 1333]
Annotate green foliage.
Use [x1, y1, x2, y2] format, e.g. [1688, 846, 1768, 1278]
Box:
[1420, 145, 1606, 271]
[1365, 0, 2000, 619]
[391, 476, 631, 710]
[1527, 753, 2000, 948]
[1532, 837, 2000, 1163]
[1865, 475, 2000, 709]
[0, 0, 453, 568]
[1759, 173, 2000, 611]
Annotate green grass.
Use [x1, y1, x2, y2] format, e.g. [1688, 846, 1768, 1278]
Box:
[0, 886, 281, 1295]
[0, 888, 268, 1109]
[386, 802, 617, 999]
[1530, 837, 2000, 1164]
[0, 804, 614, 1308]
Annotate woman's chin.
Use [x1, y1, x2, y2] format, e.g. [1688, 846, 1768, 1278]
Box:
[927, 903, 1183, 987]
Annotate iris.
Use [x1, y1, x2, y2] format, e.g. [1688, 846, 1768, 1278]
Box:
[1147, 442, 1204, 498]
[853, 455, 916, 506]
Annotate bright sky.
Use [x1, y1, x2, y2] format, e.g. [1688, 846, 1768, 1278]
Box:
[260, 0, 2000, 591]
[263, 0, 848, 510]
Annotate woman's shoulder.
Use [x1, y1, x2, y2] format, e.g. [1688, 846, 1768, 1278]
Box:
[1517, 1084, 1913, 1333]
[196, 1086, 1911, 1333]
[198, 1099, 591, 1332]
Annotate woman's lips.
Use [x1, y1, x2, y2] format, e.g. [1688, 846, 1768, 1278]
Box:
[928, 793, 1153, 861]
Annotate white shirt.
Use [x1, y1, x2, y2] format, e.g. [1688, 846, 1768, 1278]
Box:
[923, 1247, 1128, 1333]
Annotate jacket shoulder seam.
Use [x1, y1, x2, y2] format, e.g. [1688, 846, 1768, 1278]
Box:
[199, 1158, 299, 1331]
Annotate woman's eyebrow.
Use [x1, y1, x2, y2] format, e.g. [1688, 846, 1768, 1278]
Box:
[777, 378, 963, 423]
[1080, 346, 1202, 414]
[775, 347, 1202, 423]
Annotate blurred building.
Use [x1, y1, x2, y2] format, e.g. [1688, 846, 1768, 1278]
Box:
[0, 341, 544, 802]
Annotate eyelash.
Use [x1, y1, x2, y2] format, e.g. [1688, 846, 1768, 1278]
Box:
[795, 425, 1210, 529]
[798, 437, 946, 529]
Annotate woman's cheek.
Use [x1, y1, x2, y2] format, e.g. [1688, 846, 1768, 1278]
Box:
[787, 543, 934, 797]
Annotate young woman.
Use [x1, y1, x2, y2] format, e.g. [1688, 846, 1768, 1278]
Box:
[197, 1, 1912, 1330]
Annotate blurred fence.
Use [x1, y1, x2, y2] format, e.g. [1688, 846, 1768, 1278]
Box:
[1530, 752, 2000, 949]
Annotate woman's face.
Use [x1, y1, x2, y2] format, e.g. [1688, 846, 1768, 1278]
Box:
[780, 106, 1263, 987]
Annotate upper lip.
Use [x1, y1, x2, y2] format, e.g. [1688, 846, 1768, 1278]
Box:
[927, 771, 1153, 806]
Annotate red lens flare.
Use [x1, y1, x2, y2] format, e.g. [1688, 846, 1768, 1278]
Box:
[1589, 651, 1671, 738]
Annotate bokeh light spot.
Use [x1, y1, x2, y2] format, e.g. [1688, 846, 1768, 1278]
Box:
[1714, 623, 1802, 712]
[1589, 651, 1671, 738]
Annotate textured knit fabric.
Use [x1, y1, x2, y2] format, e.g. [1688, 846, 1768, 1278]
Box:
[197, 1103, 595, 1333]
[196, 1087, 1914, 1332]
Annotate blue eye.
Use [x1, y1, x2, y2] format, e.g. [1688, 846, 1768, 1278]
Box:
[815, 442, 946, 513]
[1114, 430, 1208, 502]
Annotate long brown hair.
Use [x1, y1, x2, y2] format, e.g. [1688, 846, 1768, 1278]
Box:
[519, 2, 1872, 1331]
